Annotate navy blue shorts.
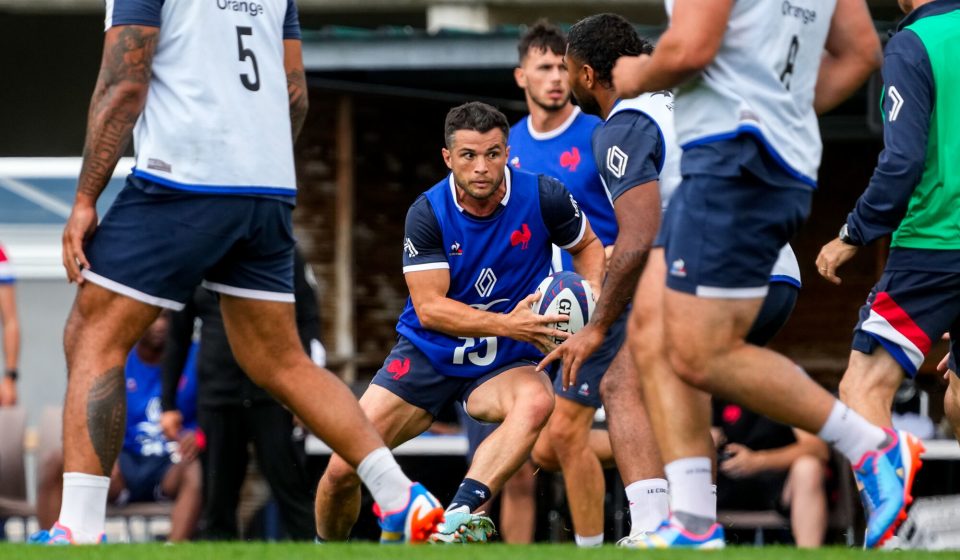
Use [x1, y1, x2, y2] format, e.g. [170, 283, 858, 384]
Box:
[82, 178, 295, 310]
[747, 281, 799, 347]
[118, 450, 173, 503]
[459, 408, 497, 464]
[852, 269, 960, 377]
[553, 309, 628, 408]
[371, 335, 538, 418]
[662, 143, 812, 299]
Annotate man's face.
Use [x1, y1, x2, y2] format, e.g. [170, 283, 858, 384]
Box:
[565, 48, 601, 116]
[516, 47, 569, 111]
[898, 0, 913, 13]
[442, 129, 508, 202]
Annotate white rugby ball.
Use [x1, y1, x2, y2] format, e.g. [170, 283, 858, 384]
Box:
[532, 271, 596, 345]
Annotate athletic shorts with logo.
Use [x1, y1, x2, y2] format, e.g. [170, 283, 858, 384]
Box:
[371, 335, 538, 417]
[82, 177, 295, 310]
[552, 308, 628, 409]
[661, 135, 812, 299]
[851, 257, 960, 377]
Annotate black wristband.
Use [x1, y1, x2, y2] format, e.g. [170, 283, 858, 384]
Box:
[4, 369, 17, 381]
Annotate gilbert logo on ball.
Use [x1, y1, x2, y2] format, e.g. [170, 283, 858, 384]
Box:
[532, 271, 596, 345]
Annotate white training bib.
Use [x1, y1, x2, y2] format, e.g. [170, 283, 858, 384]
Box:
[665, 0, 837, 185]
[110, 0, 297, 194]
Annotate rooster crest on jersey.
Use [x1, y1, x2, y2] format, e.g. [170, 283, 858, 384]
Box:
[532, 271, 596, 345]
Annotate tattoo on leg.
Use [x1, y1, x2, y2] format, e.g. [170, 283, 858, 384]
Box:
[86, 366, 126, 475]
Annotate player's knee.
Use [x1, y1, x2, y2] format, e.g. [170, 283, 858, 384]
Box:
[531, 438, 559, 472]
[519, 387, 555, 430]
[666, 346, 710, 388]
[546, 406, 587, 451]
[789, 455, 825, 491]
[320, 457, 361, 494]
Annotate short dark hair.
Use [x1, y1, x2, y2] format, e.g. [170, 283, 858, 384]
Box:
[517, 19, 566, 62]
[444, 102, 510, 148]
[567, 14, 653, 87]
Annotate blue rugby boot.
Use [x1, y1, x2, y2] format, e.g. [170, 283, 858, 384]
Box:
[854, 428, 924, 548]
[373, 482, 444, 544]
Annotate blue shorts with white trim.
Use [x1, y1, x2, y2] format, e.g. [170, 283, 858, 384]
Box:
[662, 137, 812, 298]
[82, 177, 295, 310]
[371, 335, 538, 418]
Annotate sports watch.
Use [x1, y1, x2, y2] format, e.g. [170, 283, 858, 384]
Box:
[838, 223, 859, 246]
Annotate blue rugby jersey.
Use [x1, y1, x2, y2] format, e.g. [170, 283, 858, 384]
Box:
[398, 168, 584, 378]
[510, 108, 614, 270]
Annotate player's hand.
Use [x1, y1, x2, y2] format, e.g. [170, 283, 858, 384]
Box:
[538, 323, 605, 391]
[61, 199, 98, 283]
[160, 410, 184, 441]
[936, 351, 957, 382]
[816, 238, 859, 285]
[719, 443, 764, 478]
[0, 376, 16, 407]
[612, 54, 652, 99]
[509, 292, 571, 354]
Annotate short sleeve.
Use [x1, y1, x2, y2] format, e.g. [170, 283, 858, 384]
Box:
[284, 0, 302, 40]
[593, 112, 663, 202]
[0, 245, 14, 284]
[105, 0, 163, 30]
[402, 196, 448, 273]
[538, 176, 586, 249]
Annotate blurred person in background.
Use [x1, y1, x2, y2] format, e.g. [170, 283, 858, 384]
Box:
[0, 243, 20, 407]
[713, 400, 830, 548]
[161, 249, 321, 541]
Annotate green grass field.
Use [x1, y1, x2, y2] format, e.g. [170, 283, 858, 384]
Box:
[1, 543, 957, 560]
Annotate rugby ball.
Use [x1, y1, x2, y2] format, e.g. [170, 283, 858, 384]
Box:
[532, 271, 596, 345]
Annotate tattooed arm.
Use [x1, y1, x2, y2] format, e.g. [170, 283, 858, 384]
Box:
[284, 39, 308, 142]
[63, 25, 159, 283]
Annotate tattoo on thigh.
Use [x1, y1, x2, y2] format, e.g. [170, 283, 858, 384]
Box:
[86, 366, 126, 476]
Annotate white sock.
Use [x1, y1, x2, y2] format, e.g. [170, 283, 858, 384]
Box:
[356, 447, 414, 513]
[58, 472, 110, 543]
[625, 478, 669, 534]
[817, 401, 888, 465]
[709, 484, 717, 517]
[664, 457, 714, 521]
[575, 533, 604, 547]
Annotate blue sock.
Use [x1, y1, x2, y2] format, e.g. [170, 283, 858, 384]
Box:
[447, 478, 491, 513]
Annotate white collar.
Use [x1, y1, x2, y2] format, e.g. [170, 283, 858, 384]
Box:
[448, 166, 512, 213]
[526, 106, 581, 141]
